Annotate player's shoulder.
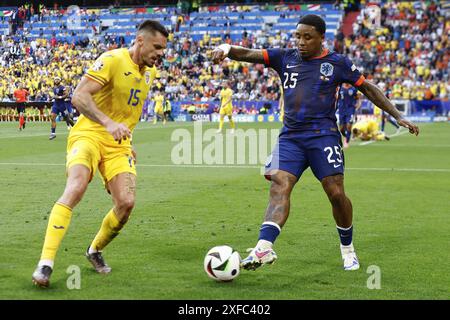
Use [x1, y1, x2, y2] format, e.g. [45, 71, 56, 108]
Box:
[280, 48, 298, 58]
[324, 51, 348, 65]
[97, 48, 126, 61]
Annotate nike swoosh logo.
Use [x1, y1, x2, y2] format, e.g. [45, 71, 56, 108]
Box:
[53, 225, 65, 229]
[333, 164, 341, 168]
[255, 250, 271, 259]
[124, 72, 132, 76]
[286, 64, 301, 69]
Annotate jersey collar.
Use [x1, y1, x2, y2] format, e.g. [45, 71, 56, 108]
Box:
[311, 48, 330, 59]
[296, 48, 331, 61]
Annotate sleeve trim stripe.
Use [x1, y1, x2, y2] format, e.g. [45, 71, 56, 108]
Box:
[262, 49, 270, 65]
[85, 74, 105, 85]
[354, 75, 365, 87]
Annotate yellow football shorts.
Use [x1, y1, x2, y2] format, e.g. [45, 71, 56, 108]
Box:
[66, 135, 136, 184]
[154, 106, 164, 115]
[219, 106, 232, 116]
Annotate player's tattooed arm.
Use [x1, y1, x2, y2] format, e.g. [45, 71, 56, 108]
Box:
[72, 76, 111, 125]
[211, 45, 265, 64]
[357, 80, 419, 135]
[72, 76, 131, 142]
[228, 47, 265, 64]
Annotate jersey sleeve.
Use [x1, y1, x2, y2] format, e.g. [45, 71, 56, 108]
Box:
[85, 53, 116, 86]
[341, 56, 365, 87]
[262, 48, 284, 75]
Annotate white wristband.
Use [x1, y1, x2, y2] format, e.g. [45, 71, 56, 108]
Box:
[215, 43, 231, 56]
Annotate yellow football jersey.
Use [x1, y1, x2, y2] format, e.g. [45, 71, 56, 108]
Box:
[373, 106, 382, 116]
[353, 119, 379, 138]
[154, 94, 164, 110]
[70, 48, 157, 143]
[220, 88, 233, 108]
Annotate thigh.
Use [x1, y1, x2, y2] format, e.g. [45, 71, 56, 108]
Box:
[52, 103, 64, 115]
[306, 135, 344, 181]
[340, 114, 351, 126]
[66, 136, 101, 182]
[107, 172, 136, 202]
[219, 107, 228, 115]
[17, 105, 25, 114]
[99, 143, 136, 184]
[265, 134, 308, 181]
[65, 102, 73, 113]
[339, 113, 347, 126]
[106, 172, 136, 221]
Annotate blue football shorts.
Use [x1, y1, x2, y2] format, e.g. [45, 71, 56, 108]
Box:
[265, 131, 345, 181]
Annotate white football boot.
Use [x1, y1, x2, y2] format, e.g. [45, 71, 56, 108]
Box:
[340, 243, 360, 271]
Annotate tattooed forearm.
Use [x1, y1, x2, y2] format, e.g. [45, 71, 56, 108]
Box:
[228, 46, 265, 64]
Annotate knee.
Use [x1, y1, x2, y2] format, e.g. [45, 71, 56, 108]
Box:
[64, 182, 88, 204]
[327, 186, 346, 205]
[270, 175, 294, 200]
[115, 197, 135, 216]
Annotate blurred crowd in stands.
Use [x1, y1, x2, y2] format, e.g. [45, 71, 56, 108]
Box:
[0, 0, 448, 115]
[336, 1, 448, 100]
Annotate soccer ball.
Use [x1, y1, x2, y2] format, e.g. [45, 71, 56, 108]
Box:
[204, 245, 241, 282]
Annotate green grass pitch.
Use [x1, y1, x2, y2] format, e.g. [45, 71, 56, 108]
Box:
[0, 121, 449, 299]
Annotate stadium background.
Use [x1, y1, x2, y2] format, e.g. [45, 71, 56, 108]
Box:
[0, 0, 448, 124]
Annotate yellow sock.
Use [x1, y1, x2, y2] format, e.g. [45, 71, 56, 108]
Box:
[40, 202, 72, 262]
[229, 118, 235, 129]
[219, 117, 224, 130]
[90, 209, 124, 252]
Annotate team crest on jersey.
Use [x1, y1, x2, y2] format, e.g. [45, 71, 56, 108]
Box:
[144, 71, 151, 85]
[92, 59, 104, 71]
[320, 63, 334, 77]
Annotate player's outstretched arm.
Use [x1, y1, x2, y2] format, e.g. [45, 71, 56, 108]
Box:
[211, 44, 265, 64]
[72, 76, 131, 143]
[357, 80, 419, 136]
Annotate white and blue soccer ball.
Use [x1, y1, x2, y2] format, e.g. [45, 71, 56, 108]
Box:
[204, 245, 241, 282]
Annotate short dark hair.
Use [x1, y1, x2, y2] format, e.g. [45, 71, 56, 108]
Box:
[138, 20, 169, 38]
[297, 14, 326, 35]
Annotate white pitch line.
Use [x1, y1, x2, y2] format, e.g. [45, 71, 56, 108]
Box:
[0, 162, 449, 173]
[0, 123, 201, 139]
[360, 144, 450, 148]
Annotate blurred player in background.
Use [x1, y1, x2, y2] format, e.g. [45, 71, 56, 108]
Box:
[49, 77, 74, 140]
[152, 90, 164, 124]
[32, 20, 168, 288]
[211, 14, 419, 272]
[163, 95, 173, 123]
[352, 118, 389, 141]
[374, 105, 401, 134]
[216, 81, 235, 134]
[13, 82, 29, 131]
[64, 85, 75, 129]
[337, 83, 360, 148]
